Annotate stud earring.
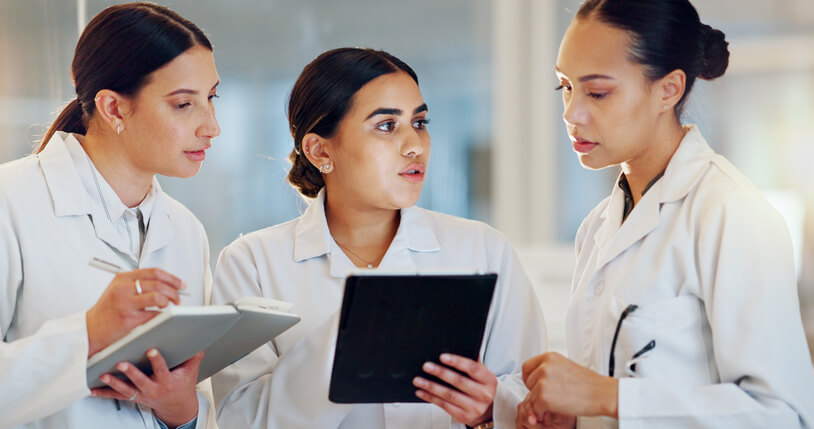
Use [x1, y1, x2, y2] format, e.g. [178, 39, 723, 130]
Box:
[320, 163, 331, 173]
[304, 146, 310, 154]
[662, 105, 669, 110]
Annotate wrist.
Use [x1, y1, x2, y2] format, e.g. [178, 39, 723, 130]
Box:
[154, 397, 198, 428]
[85, 311, 102, 357]
[597, 376, 619, 418]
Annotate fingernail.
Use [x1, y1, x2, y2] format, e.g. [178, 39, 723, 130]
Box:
[423, 362, 437, 372]
[117, 362, 128, 371]
[413, 377, 427, 387]
[147, 349, 158, 358]
[440, 353, 453, 363]
[100, 375, 110, 384]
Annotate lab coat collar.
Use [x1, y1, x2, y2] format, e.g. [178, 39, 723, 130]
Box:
[293, 188, 441, 277]
[593, 125, 709, 268]
[38, 132, 94, 218]
[39, 132, 173, 260]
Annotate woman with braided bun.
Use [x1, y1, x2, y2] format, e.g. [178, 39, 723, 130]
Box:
[516, 1, 814, 428]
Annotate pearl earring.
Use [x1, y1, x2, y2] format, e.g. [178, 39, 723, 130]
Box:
[320, 164, 331, 173]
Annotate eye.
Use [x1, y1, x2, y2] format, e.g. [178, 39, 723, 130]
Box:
[208, 93, 219, 102]
[555, 84, 572, 92]
[588, 92, 607, 100]
[175, 102, 192, 110]
[413, 118, 430, 130]
[376, 121, 396, 132]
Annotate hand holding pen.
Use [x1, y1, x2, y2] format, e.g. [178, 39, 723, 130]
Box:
[86, 258, 190, 358]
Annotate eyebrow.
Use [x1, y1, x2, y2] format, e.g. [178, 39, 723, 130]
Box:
[165, 80, 221, 97]
[554, 67, 614, 82]
[365, 103, 428, 120]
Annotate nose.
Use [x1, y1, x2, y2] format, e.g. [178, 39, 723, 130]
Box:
[401, 126, 429, 159]
[197, 104, 220, 139]
[562, 93, 588, 129]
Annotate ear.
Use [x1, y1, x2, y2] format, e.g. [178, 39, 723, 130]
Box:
[93, 89, 131, 135]
[301, 133, 333, 172]
[654, 69, 686, 113]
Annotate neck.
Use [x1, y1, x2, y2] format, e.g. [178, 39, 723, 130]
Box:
[621, 121, 686, 205]
[324, 191, 400, 267]
[80, 128, 153, 208]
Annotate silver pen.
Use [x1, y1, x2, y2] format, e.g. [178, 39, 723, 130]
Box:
[88, 258, 190, 296]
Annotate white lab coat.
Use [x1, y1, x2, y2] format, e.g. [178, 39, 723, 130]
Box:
[568, 126, 814, 428]
[0, 132, 214, 429]
[210, 189, 547, 429]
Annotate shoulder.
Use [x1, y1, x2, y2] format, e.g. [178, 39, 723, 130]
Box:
[415, 207, 511, 246]
[219, 217, 300, 259]
[0, 155, 43, 197]
[159, 192, 208, 238]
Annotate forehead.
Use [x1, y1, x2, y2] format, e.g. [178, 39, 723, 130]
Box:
[141, 45, 219, 93]
[556, 17, 636, 78]
[347, 72, 423, 115]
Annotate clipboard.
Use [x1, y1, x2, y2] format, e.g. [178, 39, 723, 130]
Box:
[328, 273, 497, 403]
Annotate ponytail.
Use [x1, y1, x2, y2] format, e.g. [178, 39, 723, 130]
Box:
[37, 99, 86, 153]
[36, 2, 213, 154]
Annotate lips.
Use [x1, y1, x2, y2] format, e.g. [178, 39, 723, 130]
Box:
[399, 163, 426, 182]
[184, 144, 211, 162]
[570, 135, 598, 154]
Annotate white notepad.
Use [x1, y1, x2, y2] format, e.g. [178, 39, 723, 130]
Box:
[86, 297, 300, 389]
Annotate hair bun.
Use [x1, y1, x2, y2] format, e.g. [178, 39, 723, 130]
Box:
[700, 24, 730, 80]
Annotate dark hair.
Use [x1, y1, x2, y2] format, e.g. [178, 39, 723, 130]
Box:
[38, 2, 212, 152]
[577, 0, 729, 115]
[286, 47, 419, 198]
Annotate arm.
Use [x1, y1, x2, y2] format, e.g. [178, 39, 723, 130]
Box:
[0, 200, 90, 428]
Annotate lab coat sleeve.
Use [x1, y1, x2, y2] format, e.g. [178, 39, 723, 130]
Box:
[617, 190, 814, 428]
[210, 240, 354, 429]
[482, 236, 548, 429]
[0, 198, 90, 428]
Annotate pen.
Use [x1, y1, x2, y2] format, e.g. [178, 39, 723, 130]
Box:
[88, 258, 190, 296]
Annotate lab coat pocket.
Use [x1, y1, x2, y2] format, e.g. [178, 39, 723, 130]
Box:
[611, 295, 714, 386]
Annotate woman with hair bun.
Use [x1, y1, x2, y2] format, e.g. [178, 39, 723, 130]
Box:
[0, 3, 220, 428]
[211, 47, 546, 429]
[517, 0, 814, 428]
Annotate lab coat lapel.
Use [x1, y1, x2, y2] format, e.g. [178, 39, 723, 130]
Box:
[38, 133, 132, 257]
[141, 179, 174, 259]
[592, 126, 712, 270]
[595, 184, 662, 269]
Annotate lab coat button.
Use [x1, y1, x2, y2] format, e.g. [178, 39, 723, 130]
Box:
[594, 280, 605, 295]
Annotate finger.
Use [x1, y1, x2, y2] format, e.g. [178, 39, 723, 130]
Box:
[415, 388, 470, 423]
[91, 386, 129, 401]
[413, 376, 479, 411]
[421, 361, 491, 402]
[146, 349, 171, 380]
[522, 354, 548, 381]
[175, 351, 205, 374]
[137, 280, 181, 305]
[125, 268, 186, 291]
[439, 354, 494, 385]
[99, 373, 138, 400]
[132, 292, 171, 310]
[524, 363, 548, 390]
[115, 361, 155, 393]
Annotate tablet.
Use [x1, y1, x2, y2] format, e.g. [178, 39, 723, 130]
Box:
[328, 273, 497, 403]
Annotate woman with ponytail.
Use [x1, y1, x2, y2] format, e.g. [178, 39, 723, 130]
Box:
[0, 3, 220, 428]
[516, 0, 814, 428]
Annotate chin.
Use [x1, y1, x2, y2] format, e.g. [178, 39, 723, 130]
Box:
[577, 154, 613, 171]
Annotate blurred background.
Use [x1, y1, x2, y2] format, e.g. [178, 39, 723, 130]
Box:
[1, 0, 813, 357]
